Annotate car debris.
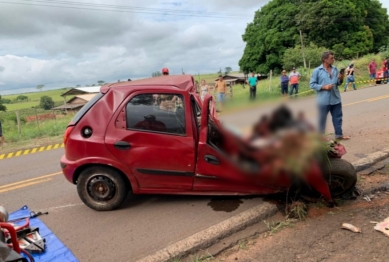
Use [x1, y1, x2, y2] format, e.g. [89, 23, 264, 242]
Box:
[341, 223, 361, 233]
[374, 217, 389, 237]
[363, 196, 371, 202]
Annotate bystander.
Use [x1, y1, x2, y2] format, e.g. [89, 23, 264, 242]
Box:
[280, 70, 289, 97]
[247, 72, 258, 100]
[214, 75, 227, 111]
[344, 63, 356, 91]
[0, 119, 5, 146]
[368, 58, 377, 87]
[310, 51, 350, 140]
[289, 67, 301, 97]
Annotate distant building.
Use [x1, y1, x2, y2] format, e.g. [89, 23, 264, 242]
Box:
[212, 73, 268, 98]
[214, 73, 268, 85]
[53, 86, 100, 111]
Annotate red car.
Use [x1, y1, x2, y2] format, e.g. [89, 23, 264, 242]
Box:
[61, 75, 356, 211]
[376, 69, 388, 84]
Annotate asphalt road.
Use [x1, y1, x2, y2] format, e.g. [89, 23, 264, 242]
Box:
[1, 84, 389, 261]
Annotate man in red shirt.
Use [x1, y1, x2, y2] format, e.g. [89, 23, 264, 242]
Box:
[368, 58, 377, 86]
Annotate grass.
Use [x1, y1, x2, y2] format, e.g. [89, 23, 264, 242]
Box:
[263, 219, 294, 235]
[2, 88, 70, 111]
[0, 113, 73, 145]
[286, 201, 308, 221]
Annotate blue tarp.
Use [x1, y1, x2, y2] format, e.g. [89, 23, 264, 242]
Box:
[9, 205, 79, 262]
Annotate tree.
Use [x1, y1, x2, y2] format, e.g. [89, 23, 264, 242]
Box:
[39, 96, 54, 110]
[152, 71, 162, 77]
[225, 67, 232, 75]
[283, 43, 328, 70]
[0, 95, 6, 112]
[239, 0, 389, 72]
[16, 95, 28, 102]
[36, 84, 44, 92]
[76, 85, 81, 87]
[97, 80, 105, 86]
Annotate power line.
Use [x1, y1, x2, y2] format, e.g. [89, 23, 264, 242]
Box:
[27, 0, 250, 16]
[0, 0, 251, 19]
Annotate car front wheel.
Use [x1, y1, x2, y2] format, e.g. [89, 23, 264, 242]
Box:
[77, 166, 129, 211]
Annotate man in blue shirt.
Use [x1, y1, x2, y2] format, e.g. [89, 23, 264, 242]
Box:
[247, 72, 258, 100]
[310, 51, 350, 140]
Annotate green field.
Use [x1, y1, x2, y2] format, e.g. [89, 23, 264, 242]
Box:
[2, 88, 70, 111]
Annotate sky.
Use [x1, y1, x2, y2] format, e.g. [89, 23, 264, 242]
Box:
[0, 0, 388, 95]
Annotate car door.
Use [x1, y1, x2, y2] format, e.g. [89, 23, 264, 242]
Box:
[105, 90, 195, 190]
[193, 95, 274, 194]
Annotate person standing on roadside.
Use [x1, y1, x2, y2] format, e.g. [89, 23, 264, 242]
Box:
[0, 119, 5, 146]
[199, 79, 209, 102]
[280, 70, 289, 97]
[214, 74, 227, 111]
[310, 50, 350, 140]
[384, 57, 389, 83]
[247, 72, 258, 100]
[343, 63, 356, 91]
[368, 58, 377, 87]
[289, 67, 301, 97]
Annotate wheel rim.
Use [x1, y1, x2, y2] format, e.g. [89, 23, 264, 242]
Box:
[87, 175, 116, 201]
[328, 175, 346, 196]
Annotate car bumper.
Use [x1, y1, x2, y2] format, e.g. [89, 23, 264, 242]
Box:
[60, 155, 77, 184]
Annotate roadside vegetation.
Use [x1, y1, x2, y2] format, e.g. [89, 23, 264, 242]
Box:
[0, 88, 70, 111]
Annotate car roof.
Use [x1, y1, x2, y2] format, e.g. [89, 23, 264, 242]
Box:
[101, 75, 195, 93]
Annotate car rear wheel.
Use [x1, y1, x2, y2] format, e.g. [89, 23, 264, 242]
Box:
[77, 166, 129, 211]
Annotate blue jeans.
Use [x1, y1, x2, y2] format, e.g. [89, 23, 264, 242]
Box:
[318, 103, 343, 138]
[384, 70, 389, 81]
[218, 92, 225, 103]
[289, 84, 298, 96]
[344, 75, 356, 90]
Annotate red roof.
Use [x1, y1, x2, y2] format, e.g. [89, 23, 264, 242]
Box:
[101, 75, 195, 93]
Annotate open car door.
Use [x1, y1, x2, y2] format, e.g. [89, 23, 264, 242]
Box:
[193, 95, 283, 194]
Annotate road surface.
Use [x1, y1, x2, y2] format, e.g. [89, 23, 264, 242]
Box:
[1, 85, 388, 261]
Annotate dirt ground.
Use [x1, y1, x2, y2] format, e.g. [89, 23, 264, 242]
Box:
[213, 164, 389, 262]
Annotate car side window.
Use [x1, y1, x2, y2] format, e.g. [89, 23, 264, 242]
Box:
[126, 94, 186, 135]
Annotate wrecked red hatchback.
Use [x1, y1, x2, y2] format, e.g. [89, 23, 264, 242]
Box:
[60, 75, 357, 211]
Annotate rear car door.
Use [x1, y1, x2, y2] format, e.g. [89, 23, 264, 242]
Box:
[105, 91, 195, 190]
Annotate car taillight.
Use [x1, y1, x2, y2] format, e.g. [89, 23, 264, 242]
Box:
[64, 126, 75, 146]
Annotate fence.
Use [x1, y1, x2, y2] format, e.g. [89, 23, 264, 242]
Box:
[0, 108, 75, 143]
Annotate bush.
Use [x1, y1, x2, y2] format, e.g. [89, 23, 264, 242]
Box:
[40, 96, 54, 110]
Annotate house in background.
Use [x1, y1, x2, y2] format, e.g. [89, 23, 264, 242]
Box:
[53, 86, 100, 111]
[214, 73, 268, 85]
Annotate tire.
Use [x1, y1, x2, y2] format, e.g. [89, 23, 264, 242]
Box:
[323, 158, 357, 197]
[77, 166, 130, 211]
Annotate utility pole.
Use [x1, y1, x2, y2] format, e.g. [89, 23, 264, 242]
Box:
[300, 29, 307, 69]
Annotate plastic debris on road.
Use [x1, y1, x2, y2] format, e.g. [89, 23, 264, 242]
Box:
[341, 223, 361, 233]
[374, 217, 389, 237]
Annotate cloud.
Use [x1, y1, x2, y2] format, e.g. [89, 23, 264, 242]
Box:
[0, 0, 266, 93]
